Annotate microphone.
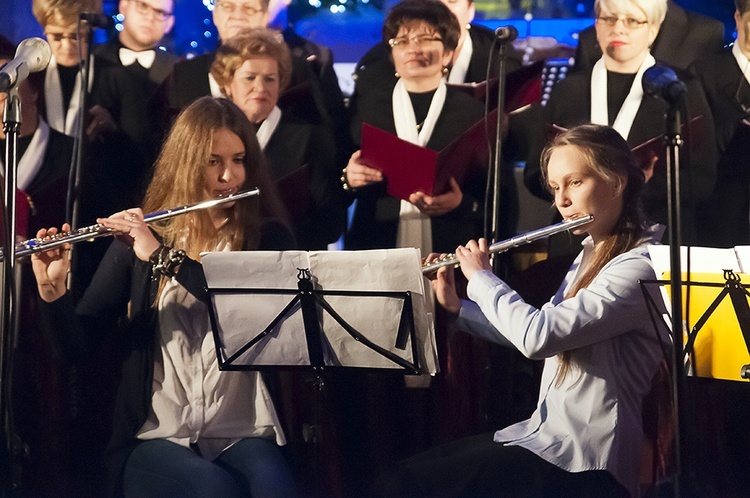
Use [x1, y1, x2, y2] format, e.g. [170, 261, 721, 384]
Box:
[642, 65, 687, 104]
[494, 25, 519, 42]
[0, 37, 52, 92]
[79, 13, 114, 29]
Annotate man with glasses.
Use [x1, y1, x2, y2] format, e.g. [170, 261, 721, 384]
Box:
[94, 0, 177, 88]
[573, 0, 723, 73]
[692, 0, 750, 249]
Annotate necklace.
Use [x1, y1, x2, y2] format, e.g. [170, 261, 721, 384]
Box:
[416, 120, 425, 132]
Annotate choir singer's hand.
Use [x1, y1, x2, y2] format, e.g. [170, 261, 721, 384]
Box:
[455, 238, 491, 281]
[31, 224, 71, 303]
[409, 177, 463, 216]
[344, 150, 383, 188]
[98, 208, 161, 262]
[424, 252, 461, 314]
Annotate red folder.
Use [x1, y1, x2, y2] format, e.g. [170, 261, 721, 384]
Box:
[360, 114, 493, 200]
[547, 115, 705, 171]
[0, 189, 31, 243]
[447, 60, 544, 112]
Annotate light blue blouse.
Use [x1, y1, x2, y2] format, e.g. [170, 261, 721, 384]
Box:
[456, 225, 668, 496]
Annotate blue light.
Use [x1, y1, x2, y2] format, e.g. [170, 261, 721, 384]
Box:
[115, 24, 123, 32]
[308, 0, 322, 7]
[115, 13, 124, 21]
[191, 41, 198, 48]
[204, 31, 212, 38]
[204, 18, 211, 25]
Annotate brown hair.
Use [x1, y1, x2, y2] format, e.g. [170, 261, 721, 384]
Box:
[143, 96, 287, 261]
[382, 0, 461, 53]
[540, 124, 646, 384]
[210, 28, 292, 92]
[33, 0, 102, 27]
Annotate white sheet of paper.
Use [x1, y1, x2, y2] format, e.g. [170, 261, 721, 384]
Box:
[201, 249, 438, 374]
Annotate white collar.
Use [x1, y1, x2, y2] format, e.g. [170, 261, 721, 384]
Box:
[208, 72, 225, 99]
[448, 31, 473, 84]
[732, 42, 750, 86]
[392, 78, 447, 146]
[119, 47, 156, 69]
[590, 53, 655, 140]
[256, 106, 282, 150]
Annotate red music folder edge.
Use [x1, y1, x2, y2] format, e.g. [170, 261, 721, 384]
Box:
[360, 113, 495, 200]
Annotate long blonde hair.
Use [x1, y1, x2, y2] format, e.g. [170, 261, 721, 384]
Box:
[540, 124, 647, 384]
[143, 97, 287, 260]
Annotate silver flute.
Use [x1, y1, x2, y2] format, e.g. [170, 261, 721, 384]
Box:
[422, 214, 594, 274]
[5, 188, 260, 260]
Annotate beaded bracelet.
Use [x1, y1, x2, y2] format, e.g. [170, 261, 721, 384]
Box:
[340, 168, 354, 192]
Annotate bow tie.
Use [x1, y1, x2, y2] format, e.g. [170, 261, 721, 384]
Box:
[119, 48, 156, 69]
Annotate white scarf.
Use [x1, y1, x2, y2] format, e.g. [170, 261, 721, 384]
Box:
[590, 53, 655, 139]
[448, 30, 473, 84]
[255, 106, 282, 151]
[391, 78, 447, 255]
[44, 55, 95, 136]
[3, 118, 50, 192]
[732, 42, 750, 87]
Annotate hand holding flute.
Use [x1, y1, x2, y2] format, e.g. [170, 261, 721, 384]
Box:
[425, 238, 492, 314]
[31, 224, 71, 303]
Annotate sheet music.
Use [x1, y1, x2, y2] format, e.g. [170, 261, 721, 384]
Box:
[202, 248, 438, 374]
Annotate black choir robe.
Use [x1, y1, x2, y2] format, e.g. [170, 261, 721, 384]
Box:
[94, 38, 178, 90]
[692, 48, 750, 247]
[263, 112, 347, 250]
[523, 65, 717, 243]
[345, 85, 517, 254]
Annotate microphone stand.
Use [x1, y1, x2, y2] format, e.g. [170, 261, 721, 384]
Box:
[65, 20, 95, 296]
[489, 30, 515, 277]
[1, 83, 25, 493]
[662, 99, 689, 497]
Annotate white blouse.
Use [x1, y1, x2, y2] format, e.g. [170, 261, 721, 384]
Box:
[136, 275, 286, 460]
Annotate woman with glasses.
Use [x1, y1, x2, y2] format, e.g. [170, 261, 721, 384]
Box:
[691, 0, 750, 247]
[32, 0, 116, 138]
[524, 0, 716, 249]
[211, 28, 346, 250]
[344, 0, 516, 255]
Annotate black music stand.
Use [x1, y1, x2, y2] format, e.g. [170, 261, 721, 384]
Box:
[203, 250, 435, 497]
[206, 267, 422, 375]
[639, 272, 750, 494]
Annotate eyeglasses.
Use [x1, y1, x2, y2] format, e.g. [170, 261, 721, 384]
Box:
[214, 0, 266, 17]
[130, 0, 173, 21]
[388, 35, 443, 49]
[597, 16, 649, 29]
[45, 31, 80, 43]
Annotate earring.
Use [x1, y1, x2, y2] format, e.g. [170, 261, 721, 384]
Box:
[466, 23, 471, 30]
[395, 71, 400, 78]
[442, 66, 449, 75]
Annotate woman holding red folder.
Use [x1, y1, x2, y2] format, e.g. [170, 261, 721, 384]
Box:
[343, 0, 518, 255]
